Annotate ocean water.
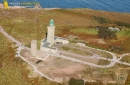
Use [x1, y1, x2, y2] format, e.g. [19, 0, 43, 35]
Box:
[1, 0, 130, 13]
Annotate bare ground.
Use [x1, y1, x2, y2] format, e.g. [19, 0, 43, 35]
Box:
[20, 49, 97, 82]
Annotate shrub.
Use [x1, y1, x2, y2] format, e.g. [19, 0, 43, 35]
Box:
[93, 16, 110, 24]
[69, 78, 84, 85]
[115, 21, 130, 28]
[97, 26, 117, 39]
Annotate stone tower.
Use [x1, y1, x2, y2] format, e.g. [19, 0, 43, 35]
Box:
[47, 19, 55, 47]
[31, 40, 37, 56]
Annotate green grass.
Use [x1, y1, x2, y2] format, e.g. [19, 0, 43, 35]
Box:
[125, 71, 130, 85]
[0, 9, 48, 45]
[62, 46, 92, 56]
[70, 28, 98, 35]
[97, 59, 111, 65]
[120, 55, 130, 63]
[100, 52, 113, 59]
[37, 40, 41, 50]
[0, 33, 61, 85]
[69, 78, 84, 85]
[93, 16, 111, 24]
[98, 68, 113, 74]
[115, 21, 130, 28]
[116, 29, 130, 37]
[69, 39, 78, 43]
[0, 33, 32, 85]
[0, 58, 32, 85]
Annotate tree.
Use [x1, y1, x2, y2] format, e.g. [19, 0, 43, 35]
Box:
[97, 26, 117, 39]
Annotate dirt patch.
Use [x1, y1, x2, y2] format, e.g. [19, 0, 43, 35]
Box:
[20, 49, 34, 58]
[96, 39, 107, 44]
[36, 56, 87, 82]
[20, 50, 87, 82]
[86, 38, 109, 46]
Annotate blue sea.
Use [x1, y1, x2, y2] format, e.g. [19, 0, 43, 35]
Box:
[1, 0, 130, 13]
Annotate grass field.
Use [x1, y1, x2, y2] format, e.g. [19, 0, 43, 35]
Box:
[62, 46, 92, 56]
[70, 27, 98, 35]
[120, 55, 130, 63]
[0, 8, 130, 53]
[116, 28, 130, 37]
[0, 8, 130, 85]
[97, 59, 111, 65]
[0, 33, 61, 85]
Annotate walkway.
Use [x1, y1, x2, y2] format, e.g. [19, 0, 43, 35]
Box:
[0, 26, 61, 83]
[1, 26, 130, 83]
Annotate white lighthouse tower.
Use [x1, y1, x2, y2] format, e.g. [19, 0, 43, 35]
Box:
[47, 19, 55, 47]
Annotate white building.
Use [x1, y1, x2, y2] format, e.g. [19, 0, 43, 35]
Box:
[40, 19, 69, 54]
[54, 36, 69, 44]
[47, 20, 55, 47]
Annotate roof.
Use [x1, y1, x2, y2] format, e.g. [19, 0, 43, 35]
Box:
[42, 39, 47, 43]
[54, 36, 58, 40]
[58, 37, 67, 40]
[55, 36, 68, 40]
[42, 42, 50, 47]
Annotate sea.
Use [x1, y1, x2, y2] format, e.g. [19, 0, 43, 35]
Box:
[1, 0, 130, 13]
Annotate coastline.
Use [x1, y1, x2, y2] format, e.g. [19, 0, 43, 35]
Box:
[0, 2, 130, 14]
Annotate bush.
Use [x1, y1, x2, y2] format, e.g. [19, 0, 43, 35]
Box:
[69, 78, 84, 85]
[97, 26, 117, 39]
[115, 21, 130, 28]
[93, 16, 110, 24]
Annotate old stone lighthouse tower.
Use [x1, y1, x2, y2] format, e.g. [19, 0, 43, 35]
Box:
[47, 19, 55, 47]
[31, 40, 37, 56]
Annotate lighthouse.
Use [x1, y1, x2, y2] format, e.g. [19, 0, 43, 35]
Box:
[47, 19, 55, 47]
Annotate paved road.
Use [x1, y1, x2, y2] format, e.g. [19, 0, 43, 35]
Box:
[1, 26, 130, 68]
[57, 49, 100, 59]
[0, 26, 61, 83]
[117, 53, 130, 61]
[42, 50, 114, 68]
[56, 44, 117, 68]
[1, 26, 130, 82]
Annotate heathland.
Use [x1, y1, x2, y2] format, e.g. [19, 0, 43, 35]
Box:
[0, 8, 130, 85]
[1, 8, 130, 52]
